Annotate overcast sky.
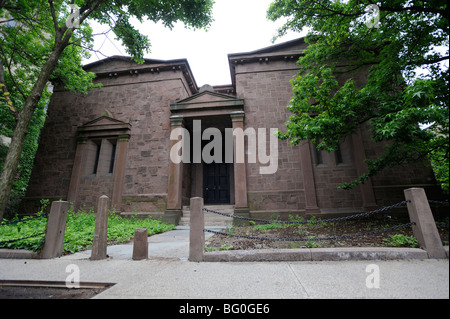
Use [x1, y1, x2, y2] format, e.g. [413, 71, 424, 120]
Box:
[84, 0, 303, 86]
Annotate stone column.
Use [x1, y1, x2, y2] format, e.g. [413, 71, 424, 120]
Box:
[299, 141, 319, 213]
[351, 127, 377, 210]
[67, 138, 87, 206]
[166, 116, 184, 217]
[231, 111, 249, 212]
[112, 134, 130, 211]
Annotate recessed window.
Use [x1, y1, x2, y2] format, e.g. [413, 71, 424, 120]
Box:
[109, 141, 117, 174]
[86, 139, 117, 176]
[93, 141, 101, 174]
[312, 142, 323, 165]
[335, 144, 343, 164]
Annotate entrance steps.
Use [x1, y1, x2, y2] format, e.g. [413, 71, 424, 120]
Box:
[179, 205, 234, 227]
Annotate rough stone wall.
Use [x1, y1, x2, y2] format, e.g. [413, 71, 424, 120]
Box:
[358, 122, 440, 207]
[25, 66, 191, 214]
[234, 56, 438, 214]
[310, 138, 363, 211]
[235, 60, 364, 213]
[234, 61, 307, 213]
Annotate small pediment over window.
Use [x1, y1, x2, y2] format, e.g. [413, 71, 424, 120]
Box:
[78, 116, 131, 139]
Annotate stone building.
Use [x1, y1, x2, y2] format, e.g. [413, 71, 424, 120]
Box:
[24, 37, 440, 222]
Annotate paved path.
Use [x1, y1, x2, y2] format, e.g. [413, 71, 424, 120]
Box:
[0, 227, 448, 300]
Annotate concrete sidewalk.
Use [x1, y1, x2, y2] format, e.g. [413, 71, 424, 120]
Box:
[0, 226, 449, 299]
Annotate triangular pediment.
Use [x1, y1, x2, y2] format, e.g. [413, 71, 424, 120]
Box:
[170, 89, 244, 117]
[81, 116, 128, 128]
[175, 90, 240, 105]
[78, 116, 131, 138]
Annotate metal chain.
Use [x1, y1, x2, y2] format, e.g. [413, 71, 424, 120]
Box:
[0, 212, 48, 226]
[428, 200, 449, 206]
[203, 200, 410, 224]
[0, 232, 45, 246]
[436, 222, 449, 228]
[0, 214, 48, 246]
[204, 222, 415, 242]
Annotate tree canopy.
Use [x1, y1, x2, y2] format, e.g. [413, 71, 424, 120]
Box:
[0, 0, 214, 220]
[268, 0, 449, 192]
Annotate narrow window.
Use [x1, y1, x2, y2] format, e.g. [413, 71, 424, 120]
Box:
[93, 142, 101, 174]
[335, 144, 343, 164]
[313, 143, 323, 165]
[109, 141, 117, 173]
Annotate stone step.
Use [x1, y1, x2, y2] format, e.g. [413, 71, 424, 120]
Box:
[119, 205, 234, 226]
[119, 212, 177, 225]
[179, 205, 234, 226]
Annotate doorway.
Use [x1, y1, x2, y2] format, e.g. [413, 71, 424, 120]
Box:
[184, 115, 234, 205]
[203, 162, 230, 204]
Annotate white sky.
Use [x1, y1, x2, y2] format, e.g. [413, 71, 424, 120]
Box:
[83, 0, 303, 86]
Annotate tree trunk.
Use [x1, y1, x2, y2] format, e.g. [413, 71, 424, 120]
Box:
[0, 41, 67, 221]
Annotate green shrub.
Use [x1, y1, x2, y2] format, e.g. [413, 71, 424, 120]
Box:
[0, 206, 175, 254]
[382, 234, 419, 248]
[251, 223, 283, 233]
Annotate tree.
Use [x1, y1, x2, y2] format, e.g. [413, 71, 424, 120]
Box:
[267, 0, 449, 192]
[0, 0, 214, 221]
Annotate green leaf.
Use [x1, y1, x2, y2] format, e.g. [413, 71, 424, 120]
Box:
[269, 0, 449, 191]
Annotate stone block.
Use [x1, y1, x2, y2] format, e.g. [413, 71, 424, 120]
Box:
[310, 247, 428, 261]
[189, 197, 204, 262]
[132, 228, 148, 260]
[404, 188, 446, 259]
[40, 201, 69, 259]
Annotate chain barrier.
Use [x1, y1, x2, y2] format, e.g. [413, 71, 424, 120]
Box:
[0, 232, 45, 246]
[428, 200, 449, 206]
[204, 222, 416, 242]
[428, 200, 449, 228]
[203, 200, 410, 224]
[0, 212, 48, 226]
[0, 213, 48, 247]
[202, 198, 449, 243]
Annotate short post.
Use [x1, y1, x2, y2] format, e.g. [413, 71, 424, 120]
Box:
[40, 201, 70, 259]
[404, 188, 446, 259]
[132, 228, 148, 260]
[91, 195, 110, 260]
[189, 197, 204, 262]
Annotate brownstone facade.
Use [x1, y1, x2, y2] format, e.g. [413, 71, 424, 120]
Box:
[24, 38, 440, 221]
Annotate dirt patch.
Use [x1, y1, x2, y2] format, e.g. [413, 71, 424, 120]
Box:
[0, 286, 107, 299]
[205, 216, 449, 251]
[0, 280, 114, 299]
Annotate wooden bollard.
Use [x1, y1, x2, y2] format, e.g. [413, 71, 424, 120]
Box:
[91, 195, 110, 260]
[132, 228, 148, 260]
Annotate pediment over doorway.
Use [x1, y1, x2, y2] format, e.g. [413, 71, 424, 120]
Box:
[170, 86, 244, 118]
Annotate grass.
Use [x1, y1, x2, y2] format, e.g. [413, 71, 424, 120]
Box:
[382, 234, 419, 248]
[0, 204, 175, 254]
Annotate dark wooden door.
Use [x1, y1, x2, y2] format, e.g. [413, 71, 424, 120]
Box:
[203, 163, 230, 204]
